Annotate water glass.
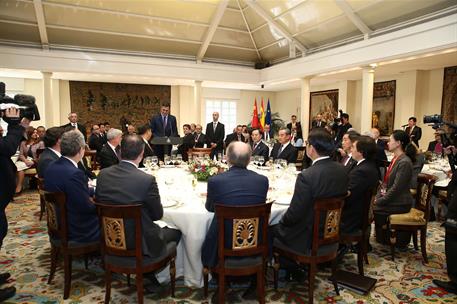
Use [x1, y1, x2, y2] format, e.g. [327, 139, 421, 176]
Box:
[253, 156, 260, 166]
[151, 156, 158, 167]
[164, 155, 171, 165]
[176, 154, 183, 164]
[258, 156, 265, 166]
[144, 157, 153, 170]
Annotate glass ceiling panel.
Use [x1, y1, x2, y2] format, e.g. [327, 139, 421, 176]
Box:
[46, 0, 217, 24]
[357, 0, 455, 31]
[0, 21, 41, 43]
[0, 0, 37, 23]
[277, 0, 344, 35]
[47, 28, 201, 56]
[252, 24, 285, 49]
[227, 0, 240, 10]
[219, 8, 247, 30]
[243, 6, 267, 31]
[345, 0, 380, 12]
[295, 16, 359, 49]
[211, 29, 254, 48]
[256, 0, 305, 17]
[205, 45, 258, 62]
[259, 43, 289, 62]
[43, 5, 206, 42]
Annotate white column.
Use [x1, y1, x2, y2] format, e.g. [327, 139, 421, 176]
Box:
[361, 66, 375, 134]
[41, 71, 52, 127]
[300, 77, 311, 140]
[194, 80, 203, 125]
[51, 78, 60, 126]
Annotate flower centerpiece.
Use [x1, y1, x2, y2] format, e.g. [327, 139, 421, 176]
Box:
[188, 158, 224, 181]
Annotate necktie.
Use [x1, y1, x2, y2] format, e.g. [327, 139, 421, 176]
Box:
[213, 122, 217, 132]
[254, 142, 259, 151]
[266, 133, 269, 141]
[279, 145, 284, 155]
[72, 123, 76, 128]
[163, 115, 167, 128]
[115, 145, 121, 159]
[318, 122, 321, 127]
[195, 134, 200, 142]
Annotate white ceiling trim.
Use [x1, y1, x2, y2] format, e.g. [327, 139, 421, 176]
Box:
[335, 0, 372, 36]
[197, 0, 230, 62]
[32, 0, 49, 49]
[237, 0, 261, 60]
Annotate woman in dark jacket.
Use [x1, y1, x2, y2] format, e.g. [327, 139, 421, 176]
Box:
[374, 130, 416, 247]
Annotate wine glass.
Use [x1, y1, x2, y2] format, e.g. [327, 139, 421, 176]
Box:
[217, 153, 222, 161]
[164, 155, 171, 166]
[144, 157, 153, 170]
[258, 156, 265, 166]
[253, 156, 259, 166]
[280, 159, 288, 169]
[176, 154, 183, 164]
[151, 156, 158, 167]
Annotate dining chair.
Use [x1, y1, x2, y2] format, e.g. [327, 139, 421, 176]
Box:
[44, 192, 99, 299]
[36, 177, 46, 220]
[273, 196, 346, 304]
[203, 202, 272, 304]
[388, 173, 436, 263]
[95, 203, 177, 304]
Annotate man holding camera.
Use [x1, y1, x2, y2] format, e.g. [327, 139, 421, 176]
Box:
[0, 107, 29, 301]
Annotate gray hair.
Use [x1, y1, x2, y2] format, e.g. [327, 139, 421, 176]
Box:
[226, 142, 252, 168]
[60, 130, 85, 157]
[279, 127, 291, 135]
[107, 128, 122, 141]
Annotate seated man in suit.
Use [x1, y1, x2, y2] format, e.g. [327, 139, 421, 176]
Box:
[270, 128, 298, 164]
[336, 130, 360, 172]
[341, 135, 379, 235]
[251, 128, 269, 163]
[88, 124, 103, 153]
[427, 132, 443, 154]
[44, 130, 99, 243]
[177, 124, 195, 161]
[96, 135, 181, 286]
[193, 124, 206, 148]
[271, 128, 348, 265]
[201, 141, 269, 299]
[37, 127, 64, 178]
[224, 125, 244, 147]
[137, 124, 154, 167]
[99, 128, 122, 169]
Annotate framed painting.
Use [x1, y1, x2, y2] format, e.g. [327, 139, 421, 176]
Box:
[309, 89, 339, 129]
[372, 80, 396, 136]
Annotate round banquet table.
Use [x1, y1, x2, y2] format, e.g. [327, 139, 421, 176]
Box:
[146, 165, 296, 287]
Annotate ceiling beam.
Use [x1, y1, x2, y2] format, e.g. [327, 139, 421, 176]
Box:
[196, 0, 229, 62]
[237, 0, 261, 60]
[335, 0, 372, 37]
[32, 0, 49, 49]
[245, 0, 306, 54]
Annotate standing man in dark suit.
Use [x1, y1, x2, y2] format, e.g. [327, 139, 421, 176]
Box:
[150, 104, 178, 160]
[311, 114, 326, 129]
[251, 129, 269, 162]
[371, 127, 387, 179]
[270, 128, 298, 164]
[341, 136, 379, 234]
[271, 128, 348, 254]
[44, 130, 99, 244]
[88, 124, 103, 153]
[96, 135, 181, 278]
[193, 124, 206, 148]
[37, 127, 64, 178]
[0, 108, 29, 302]
[337, 130, 360, 172]
[201, 141, 268, 299]
[224, 125, 244, 147]
[262, 124, 273, 142]
[137, 124, 154, 167]
[62, 112, 87, 142]
[99, 128, 122, 169]
[334, 113, 352, 146]
[177, 124, 195, 161]
[206, 112, 225, 159]
[405, 116, 422, 147]
[287, 115, 303, 140]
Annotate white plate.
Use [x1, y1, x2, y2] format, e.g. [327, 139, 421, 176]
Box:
[435, 178, 450, 188]
[274, 199, 291, 205]
[161, 165, 176, 168]
[162, 199, 180, 208]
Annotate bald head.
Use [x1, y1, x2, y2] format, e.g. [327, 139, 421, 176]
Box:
[226, 141, 252, 168]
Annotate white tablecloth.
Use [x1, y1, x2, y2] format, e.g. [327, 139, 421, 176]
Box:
[421, 159, 451, 187]
[148, 166, 295, 287]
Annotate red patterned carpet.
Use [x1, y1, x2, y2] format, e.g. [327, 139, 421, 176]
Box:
[0, 190, 456, 303]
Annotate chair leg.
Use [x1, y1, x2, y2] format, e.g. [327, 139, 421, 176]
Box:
[203, 268, 209, 298]
[84, 255, 89, 270]
[63, 254, 72, 299]
[257, 268, 265, 304]
[420, 227, 428, 263]
[105, 270, 112, 304]
[127, 274, 131, 286]
[218, 274, 225, 304]
[170, 257, 176, 297]
[390, 228, 396, 261]
[331, 259, 339, 296]
[308, 263, 316, 304]
[48, 245, 59, 284]
[357, 240, 364, 276]
[273, 252, 280, 290]
[412, 230, 419, 250]
[136, 272, 144, 304]
[39, 197, 45, 221]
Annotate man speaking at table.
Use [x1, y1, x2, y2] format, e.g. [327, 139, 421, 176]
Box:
[150, 104, 178, 160]
[202, 141, 268, 301]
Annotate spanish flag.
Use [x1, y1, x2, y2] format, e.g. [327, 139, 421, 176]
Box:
[251, 98, 260, 129]
[260, 97, 266, 131]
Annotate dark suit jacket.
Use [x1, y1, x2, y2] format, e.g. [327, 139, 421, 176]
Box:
[335, 123, 352, 145]
[312, 120, 326, 129]
[427, 140, 441, 153]
[139, 139, 155, 168]
[202, 166, 269, 267]
[96, 161, 167, 258]
[287, 122, 303, 139]
[374, 154, 413, 215]
[150, 114, 178, 138]
[252, 141, 270, 162]
[341, 160, 379, 234]
[178, 133, 195, 161]
[0, 122, 24, 205]
[345, 157, 357, 172]
[88, 133, 103, 152]
[270, 142, 298, 164]
[262, 130, 273, 141]
[62, 123, 86, 141]
[193, 132, 206, 148]
[274, 158, 348, 253]
[375, 139, 387, 164]
[405, 126, 422, 147]
[99, 144, 119, 169]
[205, 122, 225, 151]
[37, 148, 59, 178]
[224, 132, 244, 147]
[44, 157, 99, 243]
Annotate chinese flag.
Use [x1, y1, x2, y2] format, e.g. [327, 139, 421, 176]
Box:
[251, 98, 260, 129]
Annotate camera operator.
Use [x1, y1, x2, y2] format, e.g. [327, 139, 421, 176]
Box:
[333, 111, 352, 146]
[0, 107, 29, 301]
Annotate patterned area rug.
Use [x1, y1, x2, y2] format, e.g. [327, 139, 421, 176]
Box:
[0, 190, 456, 304]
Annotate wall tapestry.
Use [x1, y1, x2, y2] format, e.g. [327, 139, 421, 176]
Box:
[442, 66, 457, 125]
[372, 80, 396, 136]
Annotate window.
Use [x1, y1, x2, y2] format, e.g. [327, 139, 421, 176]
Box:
[205, 99, 237, 135]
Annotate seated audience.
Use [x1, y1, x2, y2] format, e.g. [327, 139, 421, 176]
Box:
[99, 128, 122, 169]
[37, 127, 64, 178]
[341, 136, 379, 235]
[427, 132, 443, 154]
[373, 130, 415, 247]
[177, 124, 195, 161]
[251, 129, 269, 162]
[96, 135, 181, 285]
[411, 145, 425, 190]
[270, 128, 298, 164]
[137, 124, 154, 167]
[44, 130, 99, 243]
[224, 125, 245, 147]
[88, 124, 104, 153]
[336, 130, 360, 171]
[193, 124, 206, 148]
[190, 123, 196, 134]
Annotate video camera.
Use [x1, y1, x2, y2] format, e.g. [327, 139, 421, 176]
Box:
[0, 82, 40, 121]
